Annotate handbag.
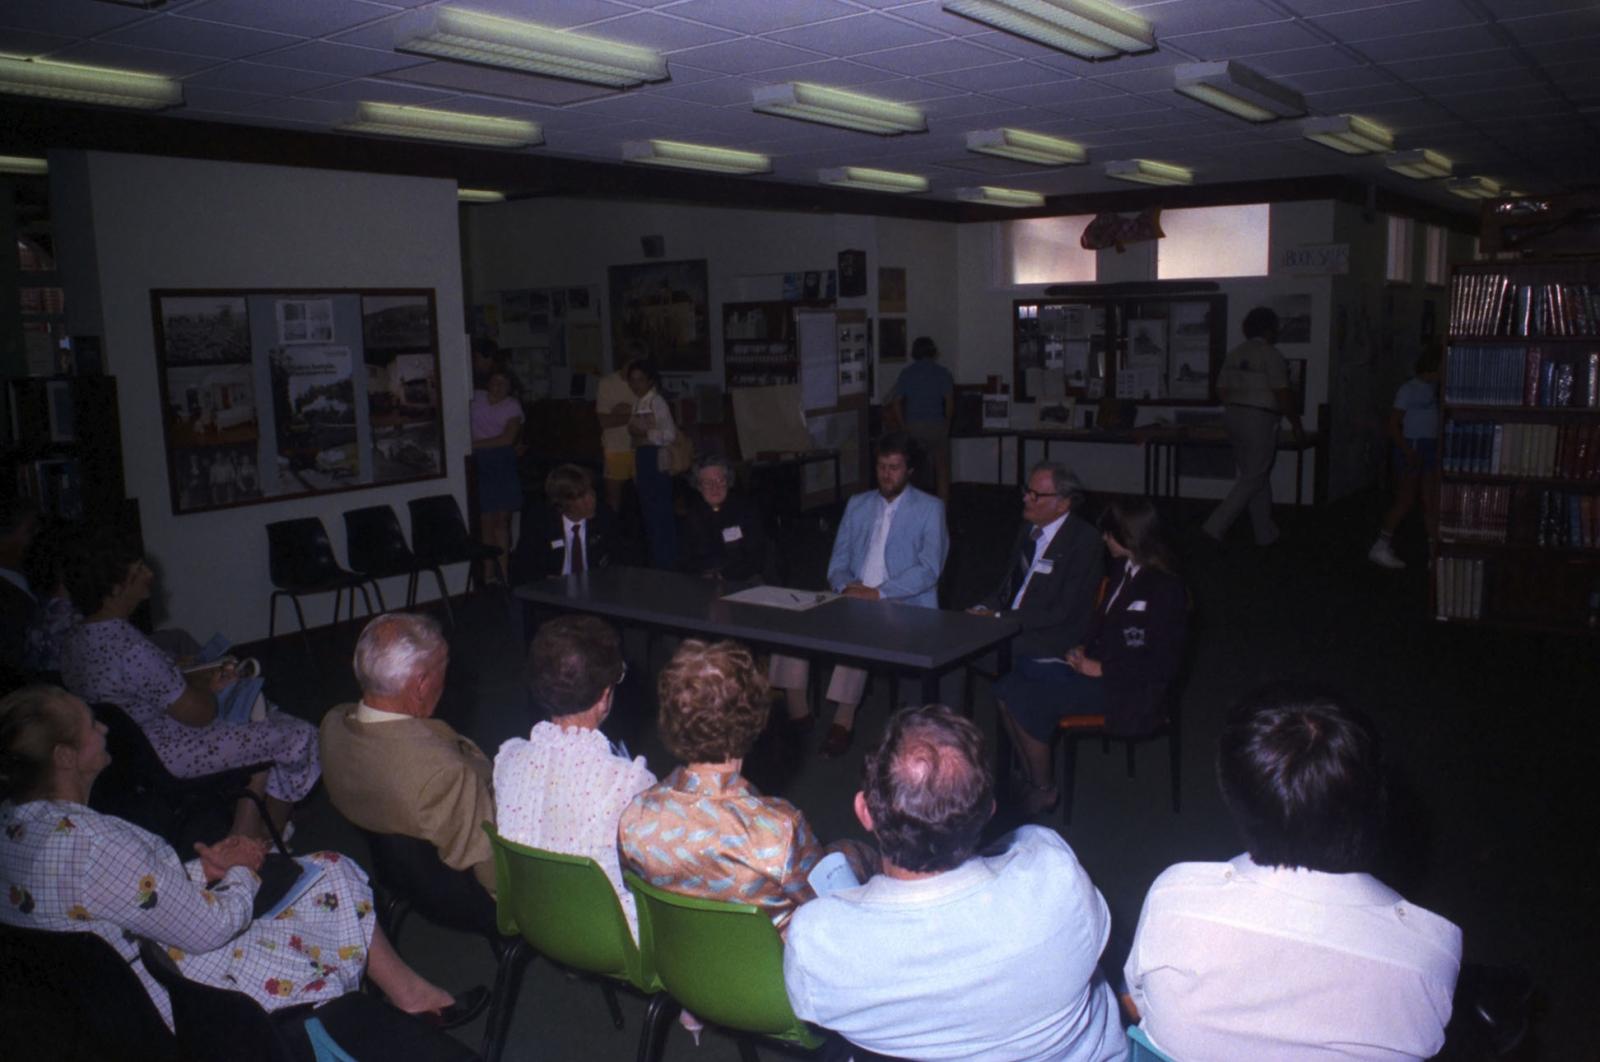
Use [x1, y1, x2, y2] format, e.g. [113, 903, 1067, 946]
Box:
[664, 429, 695, 475]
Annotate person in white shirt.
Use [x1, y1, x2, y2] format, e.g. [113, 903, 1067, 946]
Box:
[493, 615, 654, 938]
[1125, 683, 1462, 1062]
[1370, 347, 1443, 569]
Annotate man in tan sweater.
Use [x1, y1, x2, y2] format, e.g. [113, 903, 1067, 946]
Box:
[320, 612, 496, 896]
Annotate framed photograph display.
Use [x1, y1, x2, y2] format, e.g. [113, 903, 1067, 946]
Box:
[152, 288, 445, 515]
[607, 259, 711, 373]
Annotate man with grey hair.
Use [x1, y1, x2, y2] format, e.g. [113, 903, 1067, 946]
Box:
[320, 612, 496, 895]
[970, 460, 1105, 659]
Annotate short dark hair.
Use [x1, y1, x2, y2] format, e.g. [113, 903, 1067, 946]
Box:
[1216, 683, 1386, 874]
[1242, 306, 1280, 341]
[60, 532, 143, 615]
[1098, 496, 1177, 573]
[910, 336, 938, 361]
[656, 640, 769, 764]
[1415, 344, 1442, 376]
[861, 705, 993, 873]
[544, 464, 594, 508]
[526, 615, 623, 718]
[628, 359, 662, 388]
[875, 431, 921, 472]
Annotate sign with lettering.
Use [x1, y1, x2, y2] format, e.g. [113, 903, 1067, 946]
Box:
[1280, 243, 1350, 275]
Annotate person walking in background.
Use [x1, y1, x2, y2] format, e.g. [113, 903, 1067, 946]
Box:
[1370, 347, 1442, 569]
[887, 336, 955, 503]
[626, 359, 678, 570]
[469, 362, 524, 585]
[1202, 307, 1305, 547]
[595, 353, 639, 515]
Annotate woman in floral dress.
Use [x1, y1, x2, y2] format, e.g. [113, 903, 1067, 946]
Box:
[0, 685, 479, 1028]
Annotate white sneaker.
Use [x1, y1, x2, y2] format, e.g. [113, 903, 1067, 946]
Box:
[1368, 539, 1405, 569]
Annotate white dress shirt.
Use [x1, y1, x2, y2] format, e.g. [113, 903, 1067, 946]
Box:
[857, 492, 905, 590]
[560, 514, 588, 576]
[1010, 512, 1068, 610]
[1126, 853, 1462, 1062]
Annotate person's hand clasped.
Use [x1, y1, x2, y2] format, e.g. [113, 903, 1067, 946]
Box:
[967, 605, 993, 616]
[195, 834, 269, 880]
[208, 661, 239, 693]
[1063, 647, 1103, 678]
[843, 583, 881, 601]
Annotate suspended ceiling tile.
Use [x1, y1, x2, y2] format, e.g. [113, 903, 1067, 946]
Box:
[379, 61, 617, 104]
[650, 75, 767, 106]
[253, 40, 425, 78]
[47, 39, 221, 77]
[1352, 24, 1504, 63]
[585, 11, 739, 52]
[924, 61, 1064, 92]
[735, 58, 902, 88]
[1244, 45, 1371, 76]
[854, 37, 1013, 76]
[1497, 9, 1600, 46]
[99, 14, 304, 60]
[455, 0, 635, 28]
[179, 0, 394, 39]
[1307, 0, 1486, 41]
[179, 84, 275, 113]
[186, 61, 347, 95]
[1161, 20, 1323, 61]
[0, 28, 78, 58]
[300, 78, 461, 106]
[1139, 0, 1293, 37]
[666, 0, 860, 35]
[669, 37, 824, 75]
[0, 0, 150, 38]
[767, 13, 944, 55]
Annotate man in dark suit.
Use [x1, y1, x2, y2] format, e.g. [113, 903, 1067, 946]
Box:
[970, 462, 1104, 662]
[509, 463, 625, 584]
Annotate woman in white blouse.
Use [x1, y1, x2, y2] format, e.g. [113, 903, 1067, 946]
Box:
[626, 358, 679, 569]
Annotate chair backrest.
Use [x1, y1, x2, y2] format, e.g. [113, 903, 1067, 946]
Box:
[138, 938, 297, 1062]
[343, 504, 414, 574]
[625, 873, 821, 1048]
[0, 923, 180, 1062]
[1128, 1024, 1178, 1062]
[484, 825, 655, 992]
[359, 828, 500, 941]
[408, 495, 471, 559]
[266, 517, 343, 587]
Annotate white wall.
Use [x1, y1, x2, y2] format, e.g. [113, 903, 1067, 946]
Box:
[52, 152, 469, 643]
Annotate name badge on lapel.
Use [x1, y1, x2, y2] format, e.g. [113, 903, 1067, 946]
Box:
[1127, 599, 1147, 611]
[722, 526, 744, 543]
[1035, 559, 1054, 575]
[550, 539, 565, 550]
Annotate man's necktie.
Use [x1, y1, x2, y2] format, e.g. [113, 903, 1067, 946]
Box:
[1019, 525, 1043, 572]
[570, 524, 585, 573]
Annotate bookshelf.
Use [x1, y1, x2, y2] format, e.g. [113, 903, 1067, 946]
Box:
[1435, 259, 1600, 631]
[723, 301, 807, 389]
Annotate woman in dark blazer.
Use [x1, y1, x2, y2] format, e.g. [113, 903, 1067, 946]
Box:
[679, 455, 772, 584]
[994, 496, 1188, 814]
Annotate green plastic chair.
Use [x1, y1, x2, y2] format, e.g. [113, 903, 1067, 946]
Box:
[484, 825, 664, 1061]
[625, 873, 824, 1060]
[1128, 1024, 1177, 1062]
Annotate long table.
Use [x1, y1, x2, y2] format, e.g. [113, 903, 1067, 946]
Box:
[516, 567, 1020, 704]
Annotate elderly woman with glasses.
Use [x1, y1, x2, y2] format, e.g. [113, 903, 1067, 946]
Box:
[679, 454, 772, 583]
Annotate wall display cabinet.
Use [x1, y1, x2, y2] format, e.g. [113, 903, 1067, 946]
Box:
[1435, 259, 1600, 632]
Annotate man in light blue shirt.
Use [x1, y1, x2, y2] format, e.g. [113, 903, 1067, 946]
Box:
[888, 336, 956, 501]
[784, 705, 1127, 1062]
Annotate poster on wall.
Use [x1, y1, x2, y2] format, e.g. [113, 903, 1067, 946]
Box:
[607, 259, 710, 373]
[1168, 301, 1213, 400]
[1270, 293, 1313, 344]
[153, 288, 446, 515]
[494, 284, 603, 395]
[878, 267, 907, 314]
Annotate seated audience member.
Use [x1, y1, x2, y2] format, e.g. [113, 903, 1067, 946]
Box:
[995, 497, 1188, 813]
[784, 704, 1126, 1062]
[620, 639, 846, 933]
[493, 615, 654, 937]
[0, 685, 483, 1029]
[769, 433, 948, 756]
[509, 463, 622, 585]
[969, 462, 1103, 661]
[1125, 683, 1462, 1061]
[679, 454, 771, 583]
[320, 613, 496, 896]
[58, 535, 318, 842]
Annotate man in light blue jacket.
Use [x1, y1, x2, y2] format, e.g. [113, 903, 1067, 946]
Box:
[771, 432, 949, 757]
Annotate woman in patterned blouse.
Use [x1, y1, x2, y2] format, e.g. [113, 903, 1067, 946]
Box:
[0, 685, 480, 1029]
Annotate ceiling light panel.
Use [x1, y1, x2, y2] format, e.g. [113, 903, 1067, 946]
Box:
[339, 102, 543, 149]
[1301, 114, 1394, 155]
[941, 0, 1154, 60]
[623, 140, 772, 175]
[1104, 158, 1193, 186]
[1173, 61, 1305, 122]
[818, 166, 930, 194]
[0, 54, 181, 110]
[1447, 176, 1501, 200]
[398, 7, 668, 88]
[958, 186, 1046, 208]
[1385, 148, 1453, 179]
[457, 188, 506, 203]
[0, 155, 49, 175]
[754, 83, 925, 135]
[966, 128, 1087, 166]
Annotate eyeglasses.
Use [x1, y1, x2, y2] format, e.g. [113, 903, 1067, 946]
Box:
[1022, 489, 1062, 501]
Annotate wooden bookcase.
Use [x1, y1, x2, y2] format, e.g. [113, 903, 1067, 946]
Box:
[1434, 258, 1600, 632]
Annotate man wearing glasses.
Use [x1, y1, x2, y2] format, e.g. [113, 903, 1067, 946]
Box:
[969, 462, 1104, 663]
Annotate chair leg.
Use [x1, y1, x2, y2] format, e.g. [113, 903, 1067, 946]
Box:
[288, 594, 311, 656]
[1060, 733, 1080, 826]
[268, 592, 280, 643]
[430, 568, 454, 628]
[405, 571, 418, 609]
[356, 583, 375, 618]
[637, 993, 677, 1062]
[481, 939, 530, 1062]
[369, 580, 388, 613]
[600, 982, 624, 1030]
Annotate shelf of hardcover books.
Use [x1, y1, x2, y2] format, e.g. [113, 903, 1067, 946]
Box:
[1435, 260, 1600, 633]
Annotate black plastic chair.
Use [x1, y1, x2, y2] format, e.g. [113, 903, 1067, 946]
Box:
[1056, 687, 1182, 825]
[343, 504, 453, 624]
[408, 494, 502, 596]
[358, 828, 526, 1062]
[89, 701, 287, 855]
[138, 938, 479, 1062]
[266, 517, 375, 655]
[0, 923, 180, 1062]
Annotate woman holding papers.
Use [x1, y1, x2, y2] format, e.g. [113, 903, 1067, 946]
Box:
[995, 498, 1189, 815]
[57, 535, 318, 842]
[0, 685, 482, 1029]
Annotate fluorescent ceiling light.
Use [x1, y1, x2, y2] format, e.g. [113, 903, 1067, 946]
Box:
[398, 7, 667, 88]
[966, 128, 1087, 166]
[0, 155, 48, 176]
[1104, 159, 1192, 186]
[0, 54, 181, 110]
[457, 188, 506, 203]
[942, 0, 1153, 60]
[754, 83, 925, 135]
[958, 186, 1045, 208]
[818, 166, 929, 194]
[1302, 114, 1393, 155]
[1174, 61, 1304, 122]
[622, 139, 771, 175]
[339, 102, 542, 149]
[1447, 176, 1501, 200]
[1385, 148, 1454, 179]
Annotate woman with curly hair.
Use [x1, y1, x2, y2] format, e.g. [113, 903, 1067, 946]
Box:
[618, 639, 870, 933]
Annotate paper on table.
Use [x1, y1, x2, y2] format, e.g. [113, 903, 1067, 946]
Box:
[720, 585, 840, 611]
[806, 851, 861, 897]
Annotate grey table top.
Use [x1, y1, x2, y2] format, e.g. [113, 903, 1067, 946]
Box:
[515, 567, 1019, 672]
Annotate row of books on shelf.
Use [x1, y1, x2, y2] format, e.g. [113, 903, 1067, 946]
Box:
[1433, 556, 1484, 621]
[1439, 484, 1600, 548]
[1441, 420, 1600, 479]
[1448, 273, 1600, 337]
[1443, 346, 1599, 407]
[15, 458, 84, 521]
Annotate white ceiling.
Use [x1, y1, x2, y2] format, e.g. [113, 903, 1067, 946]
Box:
[4, 0, 1598, 212]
